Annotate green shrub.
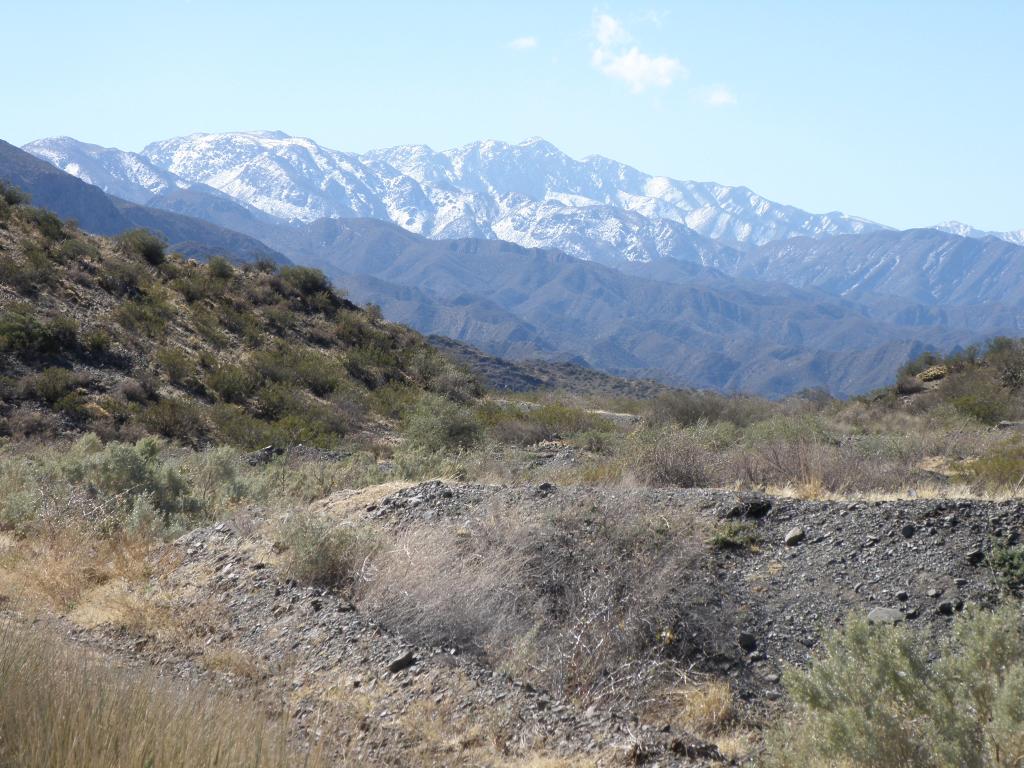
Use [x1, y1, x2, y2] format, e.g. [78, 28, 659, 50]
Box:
[277, 510, 373, 588]
[207, 255, 234, 280]
[402, 393, 481, 453]
[155, 348, 197, 385]
[29, 367, 77, 404]
[43, 316, 78, 352]
[0, 245, 59, 293]
[765, 604, 1024, 768]
[98, 258, 147, 296]
[0, 182, 30, 206]
[116, 228, 166, 266]
[53, 236, 99, 263]
[250, 347, 342, 396]
[114, 294, 173, 335]
[989, 546, 1024, 595]
[174, 271, 212, 303]
[709, 521, 760, 550]
[22, 207, 64, 241]
[964, 439, 1024, 490]
[278, 266, 333, 298]
[206, 363, 260, 404]
[0, 310, 78, 358]
[82, 329, 113, 357]
[253, 382, 306, 421]
[142, 398, 206, 442]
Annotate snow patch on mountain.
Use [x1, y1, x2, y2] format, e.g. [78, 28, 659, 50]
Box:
[933, 221, 1024, 247]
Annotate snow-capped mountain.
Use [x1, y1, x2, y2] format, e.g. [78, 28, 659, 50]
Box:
[23, 136, 181, 204]
[932, 221, 1024, 247]
[24, 132, 882, 266]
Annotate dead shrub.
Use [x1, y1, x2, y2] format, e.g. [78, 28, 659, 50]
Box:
[358, 496, 727, 703]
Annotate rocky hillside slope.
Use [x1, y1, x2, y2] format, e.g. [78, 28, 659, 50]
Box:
[20, 478, 1021, 766]
[0, 190, 476, 446]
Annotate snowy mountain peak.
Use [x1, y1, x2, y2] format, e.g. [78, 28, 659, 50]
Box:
[27, 131, 900, 262]
[933, 221, 1024, 246]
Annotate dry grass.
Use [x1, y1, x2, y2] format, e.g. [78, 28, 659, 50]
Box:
[650, 679, 759, 762]
[0, 526, 151, 615]
[0, 621, 320, 768]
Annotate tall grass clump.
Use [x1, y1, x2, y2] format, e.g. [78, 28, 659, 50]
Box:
[765, 603, 1024, 768]
[0, 623, 318, 768]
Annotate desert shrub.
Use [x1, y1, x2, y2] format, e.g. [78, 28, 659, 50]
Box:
[402, 393, 481, 453]
[53, 236, 99, 263]
[964, 438, 1024, 491]
[938, 370, 1018, 425]
[253, 382, 305, 421]
[3, 405, 60, 440]
[988, 546, 1024, 595]
[118, 376, 155, 404]
[709, 521, 760, 550]
[406, 348, 481, 403]
[369, 382, 419, 420]
[207, 255, 234, 280]
[649, 389, 772, 428]
[277, 266, 335, 303]
[98, 258, 147, 296]
[114, 291, 174, 336]
[22, 206, 64, 241]
[206, 363, 260, 404]
[986, 337, 1024, 391]
[43, 316, 79, 352]
[0, 310, 79, 358]
[359, 497, 723, 701]
[116, 228, 166, 265]
[27, 367, 78, 404]
[476, 401, 613, 446]
[155, 347, 198, 385]
[209, 404, 275, 449]
[0, 182, 30, 206]
[250, 346, 342, 397]
[62, 436, 199, 529]
[277, 510, 374, 588]
[142, 398, 206, 443]
[174, 271, 213, 303]
[765, 603, 1024, 768]
[625, 424, 720, 487]
[0, 244, 59, 293]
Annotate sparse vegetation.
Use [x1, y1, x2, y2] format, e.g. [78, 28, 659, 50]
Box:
[6, 194, 1024, 764]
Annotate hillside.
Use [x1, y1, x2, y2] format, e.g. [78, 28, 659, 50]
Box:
[429, 335, 668, 397]
[0, 186, 477, 447]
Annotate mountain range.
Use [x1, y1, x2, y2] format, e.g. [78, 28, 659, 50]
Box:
[7, 131, 1024, 396]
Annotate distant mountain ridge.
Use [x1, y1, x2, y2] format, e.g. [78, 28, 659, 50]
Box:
[25, 132, 881, 267]
[13, 132, 1024, 397]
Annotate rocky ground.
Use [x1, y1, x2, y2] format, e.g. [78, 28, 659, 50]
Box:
[12, 481, 1022, 767]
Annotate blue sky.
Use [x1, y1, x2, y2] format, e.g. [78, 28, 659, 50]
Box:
[7, 1, 1022, 231]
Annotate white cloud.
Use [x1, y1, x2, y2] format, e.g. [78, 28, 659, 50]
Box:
[591, 14, 685, 93]
[705, 85, 737, 106]
[594, 13, 629, 47]
[507, 36, 538, 50]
